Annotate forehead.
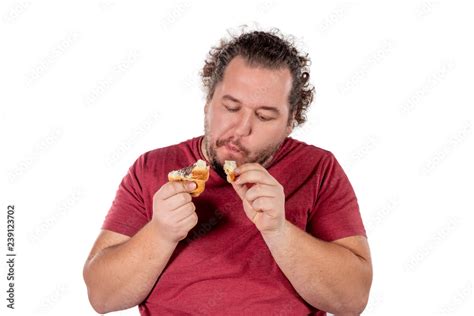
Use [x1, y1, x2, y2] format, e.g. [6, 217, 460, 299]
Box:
[218, 56, 292, 111]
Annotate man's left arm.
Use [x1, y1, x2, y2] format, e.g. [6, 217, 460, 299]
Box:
[232, 163, 372, 315]
[263, 221, 372, 315]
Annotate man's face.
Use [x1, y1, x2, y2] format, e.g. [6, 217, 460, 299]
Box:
[202, 56, 294, 177]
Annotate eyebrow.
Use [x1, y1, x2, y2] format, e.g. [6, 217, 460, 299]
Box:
[222, 94, 281, 115]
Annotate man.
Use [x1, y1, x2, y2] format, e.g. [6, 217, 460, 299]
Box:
[83, 29, 372, 315]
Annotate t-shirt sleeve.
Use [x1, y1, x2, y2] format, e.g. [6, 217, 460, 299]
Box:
[101, 155, 149, 237]
[307, 152, 366, 241]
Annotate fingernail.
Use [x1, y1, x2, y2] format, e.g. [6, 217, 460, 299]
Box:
[188, 182, 196, 190]
[234, 168, 240, 174]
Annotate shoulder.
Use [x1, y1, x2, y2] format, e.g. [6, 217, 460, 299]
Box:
[128, 137, 201, 182]
[137, 137, 198, 168]
[276, 137, 336, 167]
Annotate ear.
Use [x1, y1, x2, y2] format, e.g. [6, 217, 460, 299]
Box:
[285, 114, 295, 136]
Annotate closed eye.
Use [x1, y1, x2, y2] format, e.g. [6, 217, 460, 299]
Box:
[257, 113, 274, 121]
[224, 104, 239, 112]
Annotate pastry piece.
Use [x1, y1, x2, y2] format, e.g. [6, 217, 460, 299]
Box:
[168, 159, 210, 197]
[224, 160, 237, 183]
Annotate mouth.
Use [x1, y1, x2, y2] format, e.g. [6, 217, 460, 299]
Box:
[224, 143, 242, 155]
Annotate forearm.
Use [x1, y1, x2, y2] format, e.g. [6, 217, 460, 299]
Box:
[261, 220, 371, 314]
[83, 221, 178, 313]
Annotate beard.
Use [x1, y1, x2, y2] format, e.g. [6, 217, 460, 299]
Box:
[203, 118, 285, 181]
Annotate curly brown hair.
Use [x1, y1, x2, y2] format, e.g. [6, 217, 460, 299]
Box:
[200, 27, 315, 128]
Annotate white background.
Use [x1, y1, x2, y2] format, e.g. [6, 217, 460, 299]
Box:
[1, 0, 473, 315]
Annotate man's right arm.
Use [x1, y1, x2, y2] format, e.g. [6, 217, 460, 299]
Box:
[83, 181, 199, 314]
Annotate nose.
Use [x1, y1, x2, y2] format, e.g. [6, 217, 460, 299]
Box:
[234, 111, 252, 137]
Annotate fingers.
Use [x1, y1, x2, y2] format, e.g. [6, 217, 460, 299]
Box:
[244, 183, 276, 203]
[178, 212, 199, 231]
[231, 181, 248, 201]
[157, 181, 197, 200]
[234, 163, 276, 187]
[235, 169, 275, 186]
[164, 192, 193, 211]
[232, 163, 286, 232]
[243, 184, 278, 213]
[174, 202, 196, 221]
[152, 181, 199, 243]
[231, 163, 282, 205]
[250, 196, 277, 213]
[234, 163, 264, 175]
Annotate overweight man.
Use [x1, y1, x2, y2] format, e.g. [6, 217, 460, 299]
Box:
[83, 28, 372, 315]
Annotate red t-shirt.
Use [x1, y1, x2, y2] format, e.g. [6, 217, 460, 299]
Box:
[102, 136, 366, 315]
